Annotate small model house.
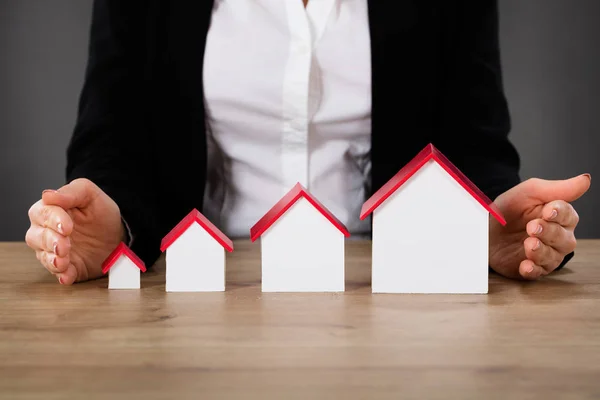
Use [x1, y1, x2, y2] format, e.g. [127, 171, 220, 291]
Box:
[360, 143, 506, 294]
[250, 183, 350, 292]
[160, 209, 233, 292]
[102, 242, 146, 289]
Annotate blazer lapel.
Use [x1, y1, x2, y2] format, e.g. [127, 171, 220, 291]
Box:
[154, 1, 215, 225]
[367, 0, 441, 192]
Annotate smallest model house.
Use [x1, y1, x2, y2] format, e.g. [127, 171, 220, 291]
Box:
[251, 183, 350, 292]
[360, 144, 506, 294]
[102, 242, 147, 289]
[161, 209, 234, 292]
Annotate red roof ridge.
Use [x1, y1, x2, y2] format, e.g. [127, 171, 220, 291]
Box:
[102, 242, 146, 274]
[250, 183, 351, 241]
[360, 143, 506, 225]
[160, 209, 234, 252]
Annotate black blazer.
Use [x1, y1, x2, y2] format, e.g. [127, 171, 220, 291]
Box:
[66, 0, 521, 267]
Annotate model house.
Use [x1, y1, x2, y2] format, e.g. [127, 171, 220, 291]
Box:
[360, 143, 506, 294]
[250, 183, 350, 292]
[102, 242, 147, 289]
[160, 209, 233, 292]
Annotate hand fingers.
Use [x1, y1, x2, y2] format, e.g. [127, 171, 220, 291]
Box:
[524, 236, 564, 272]
[56, 263, 78, 285]
[519, 259, 548, 280]
[35, 250, 71, 274]
[28, 200, 73, 236]
[25, 225, 71, 256]
[526, 219, 577, 254]
[523, 174, 591, 204]
[42, 178, 99, 210]
[542, 200, 579, 228]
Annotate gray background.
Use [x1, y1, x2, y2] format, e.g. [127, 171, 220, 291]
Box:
[1, 0, 598, 240]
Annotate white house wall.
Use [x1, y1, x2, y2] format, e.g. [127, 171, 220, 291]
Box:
[372, 160, 489, 294]
[261, 197, 345, 292]
[166, 222, 225, 292]
[108, 255, 141, 289]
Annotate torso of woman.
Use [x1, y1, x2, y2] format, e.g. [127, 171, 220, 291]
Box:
[202, 0, 373, 237]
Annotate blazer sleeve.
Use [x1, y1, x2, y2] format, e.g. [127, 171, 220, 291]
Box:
[435, 0, 521, 201]
[66, 0, 161, 267]
[435, 1, 573, 271]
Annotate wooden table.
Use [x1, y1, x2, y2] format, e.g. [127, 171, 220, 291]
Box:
[1, 240, 599, 400]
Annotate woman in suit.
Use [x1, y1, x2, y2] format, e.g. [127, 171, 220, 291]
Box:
[25, 0, 589, 284]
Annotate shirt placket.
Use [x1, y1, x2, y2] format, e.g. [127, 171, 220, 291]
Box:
[281, 0, 336, 195]
[281, 1, 312, 194]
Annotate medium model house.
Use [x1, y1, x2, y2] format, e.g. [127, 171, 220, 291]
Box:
[360, 143, 506, 294]
[160, 209, 234, 292]
[251, 183, 350, 292]
[102, 242, 147, 289]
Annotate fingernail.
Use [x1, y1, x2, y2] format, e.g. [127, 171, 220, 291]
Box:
[549, 209, 558, 220]
[526, 264, 534, 273]
[534, 224, 543, 235]
[51, 254, 57, 268]
[58, 276, 64, 285]
[582, 173, 591, 181]
[53, 242, 58, 255]
[57, 222, 63, 235]
[532, 240, 541, 251]
[42, 189, 56, 195]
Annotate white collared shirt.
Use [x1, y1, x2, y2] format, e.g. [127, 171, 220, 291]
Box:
[202, 0, 372, 238]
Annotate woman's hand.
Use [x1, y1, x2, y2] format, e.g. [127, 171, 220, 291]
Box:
[25, 178, 125, 285]
[489, 174, 591, 280]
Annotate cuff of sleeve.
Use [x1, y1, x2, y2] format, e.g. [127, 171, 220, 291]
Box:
[122, 217, 134, 247]
[554, 251, 575, 271]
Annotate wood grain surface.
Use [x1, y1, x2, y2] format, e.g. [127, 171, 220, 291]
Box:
[1, 240, 599, 400]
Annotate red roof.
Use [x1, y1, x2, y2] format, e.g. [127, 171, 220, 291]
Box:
[250, 183, 351, 241]
[160, 209, 234, 252]
[360, 143, 506, 225]
[102, 242, 147, 274]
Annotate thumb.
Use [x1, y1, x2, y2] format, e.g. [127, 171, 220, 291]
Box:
[526, 174, 591, 203]
[42, 178, 100, 210]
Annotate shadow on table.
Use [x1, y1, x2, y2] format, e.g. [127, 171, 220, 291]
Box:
[488, 267, 586, 305]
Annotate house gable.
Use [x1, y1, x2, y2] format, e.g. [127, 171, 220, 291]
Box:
[102, 242, 146, 274]
[360, 143, 506, 225]
[167, 221, 224, 257]
[261, 196, 345, 242]
[161, 209, 233, 252]
[250, 183, 350, 241]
